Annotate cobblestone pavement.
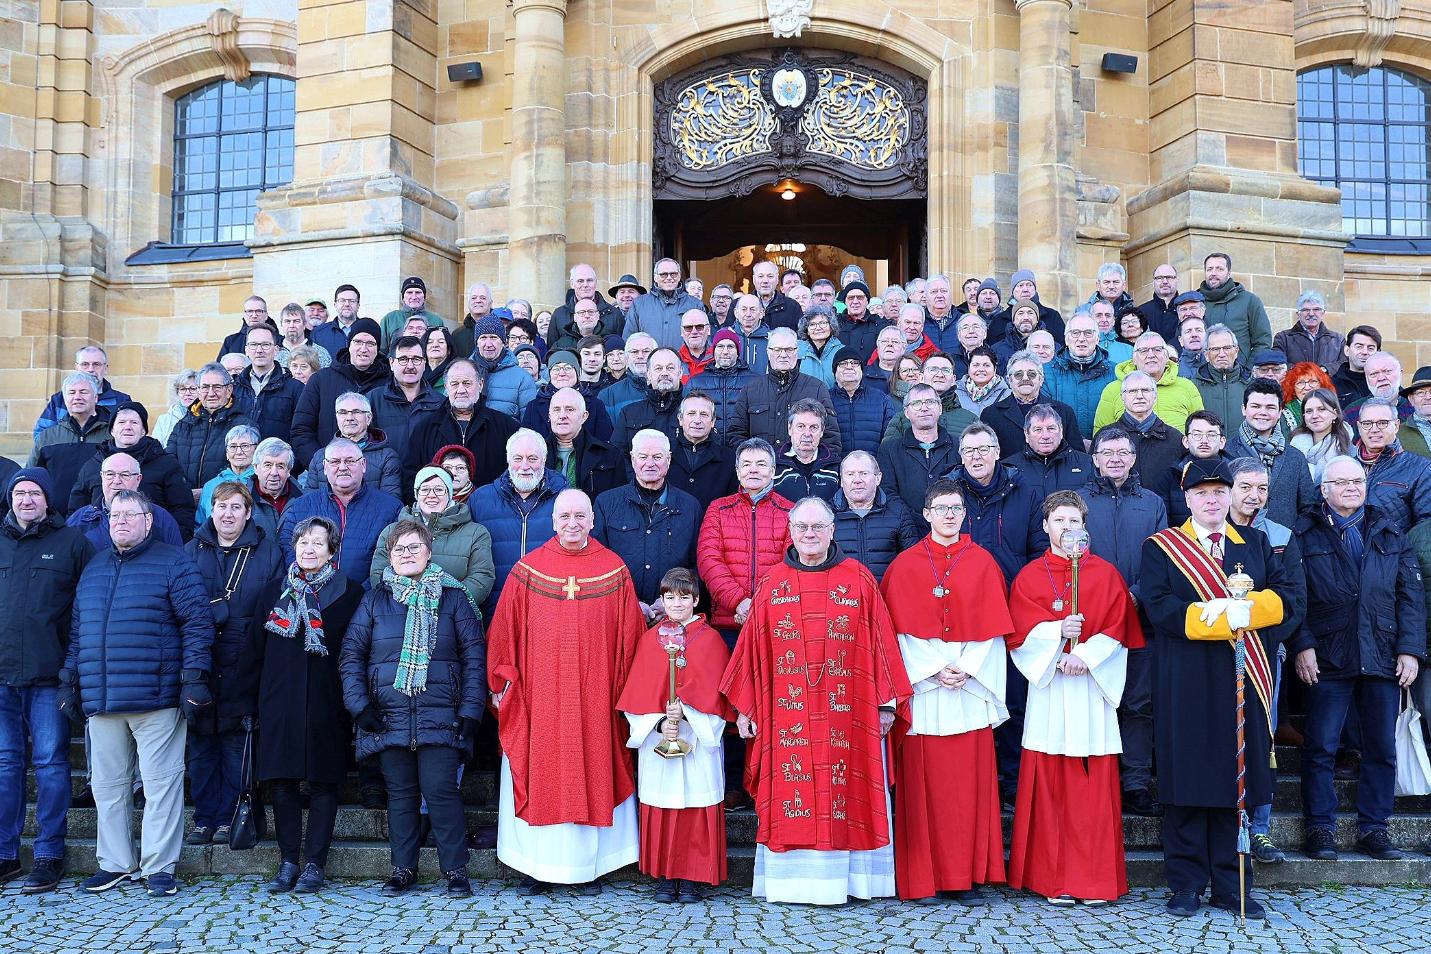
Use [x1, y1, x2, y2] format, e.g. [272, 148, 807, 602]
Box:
[2, 877, 1425, 954]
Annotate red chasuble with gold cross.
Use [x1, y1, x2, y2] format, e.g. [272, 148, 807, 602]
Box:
[488, 537, 646, 828]
[720, 549, 912, 853]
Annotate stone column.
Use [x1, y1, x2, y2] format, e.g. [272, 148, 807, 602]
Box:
[507, 0, 568, 311]
[1014, 0, 1077, 315]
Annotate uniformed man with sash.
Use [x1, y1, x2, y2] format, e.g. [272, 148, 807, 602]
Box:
[1139, 459, 1292, 921]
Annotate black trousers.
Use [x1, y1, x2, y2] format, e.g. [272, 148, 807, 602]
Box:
[994, 665, 1029, 791]
[380, 746, 468, 873]
[270, 780, 338, 867]
[1162, 805, 1253, 899]
[718, 627, 746, 795]
[1119, 645, 1154, 792]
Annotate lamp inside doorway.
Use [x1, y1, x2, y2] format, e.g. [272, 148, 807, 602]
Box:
[780, 181, 797, 201]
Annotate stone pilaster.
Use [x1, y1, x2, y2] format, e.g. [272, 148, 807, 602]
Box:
[506, 0, 567, 312]
[0, 0, 106, 452]
[1128, 0, 1346, 327]
[1014, 0, 1078, 315]
[250, 0, 459, 321]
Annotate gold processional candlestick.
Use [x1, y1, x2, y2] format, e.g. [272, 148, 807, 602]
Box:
[654, 625, 691, 759]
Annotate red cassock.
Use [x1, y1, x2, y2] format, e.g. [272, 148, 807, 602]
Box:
[487, 537, 646, 827]
[1006, 550, 1141, 901]
[720, 553, 912, 854]
[880, 535, 1015, 899]
[616, 617, 735, 885]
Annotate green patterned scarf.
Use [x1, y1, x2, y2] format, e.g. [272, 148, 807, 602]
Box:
[384, 563, 468, 697]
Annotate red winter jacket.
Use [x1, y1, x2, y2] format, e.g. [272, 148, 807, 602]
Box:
[697, 490, 794, 629]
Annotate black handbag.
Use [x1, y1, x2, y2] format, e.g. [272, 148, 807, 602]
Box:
[228, 728, 266, 850]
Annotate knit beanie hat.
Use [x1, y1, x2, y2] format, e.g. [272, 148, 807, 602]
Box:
[114, 400, 150, 431]
[7, 467, 54, 508]
[413, 465, 454, 500]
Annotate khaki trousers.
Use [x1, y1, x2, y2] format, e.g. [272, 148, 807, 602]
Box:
[88, 708, 187, 877]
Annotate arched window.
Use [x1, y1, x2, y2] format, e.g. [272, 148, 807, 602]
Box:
[172, 74, 295, 245]
[1297, 65, 1431, 245]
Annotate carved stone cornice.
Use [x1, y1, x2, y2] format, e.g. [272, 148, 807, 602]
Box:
[1353, 0, 1401, 68]
[206, 8, 250, 82]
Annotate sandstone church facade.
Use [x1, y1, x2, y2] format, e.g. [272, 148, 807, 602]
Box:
[0, 0, 1428, 450]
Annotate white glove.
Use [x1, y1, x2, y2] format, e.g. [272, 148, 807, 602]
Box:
[1225, 599, 1253, 633]
[1197, 598, 1233, 627]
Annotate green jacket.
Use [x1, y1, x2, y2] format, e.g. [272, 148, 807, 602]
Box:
[369, 503, 495, 612]
[379, 308, 446, 351]
[1192, 361, 1251, 434]
[883, 387, 978, 442]
[1092, 359, 1204, 433]
[1199, 280, 1272, 357]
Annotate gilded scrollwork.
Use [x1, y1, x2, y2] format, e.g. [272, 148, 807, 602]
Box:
[669, 70, 778, 171]
[799, 67, 910, 171]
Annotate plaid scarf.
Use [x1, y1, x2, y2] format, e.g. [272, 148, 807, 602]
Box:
[265, 561, 338, 656]
[385, 564, 468, 697]
[1239, 420, 1285, 468]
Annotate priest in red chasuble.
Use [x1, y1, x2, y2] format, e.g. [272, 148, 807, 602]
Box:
[487, 488, 646, 895]
[1007, 490, 1142, 906]
[721, 496, 913, 905]
[881, 477, 1013, 905]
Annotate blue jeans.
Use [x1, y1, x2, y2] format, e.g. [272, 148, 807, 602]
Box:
[186, 729, 246, 829]
[1250, 646, 1286, 837]
[0, 686, 70, 860]
[1302, 675, 1399, 834]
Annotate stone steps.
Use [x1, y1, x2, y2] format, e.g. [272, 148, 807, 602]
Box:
[22, 804, 1431, 854]
[14, 838, 1431, 889]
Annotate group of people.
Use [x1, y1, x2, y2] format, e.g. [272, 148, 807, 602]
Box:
[1, 253, 1428, 921]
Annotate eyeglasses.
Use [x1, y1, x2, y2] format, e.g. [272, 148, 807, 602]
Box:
[1009, 370, 1041, 382]
[101, 471, 141, 480]
[393, 356, 425, 366]
[768, 347, 797, 355]
[655, 271, 680, 278]
[927, 504, 966, 516]
[335, 296, 359, 305]
[905, 399, 939, 410]
[243, 308, 267, 315]
[1095, 449, 1135, 459]
[1358, 419, 1395, 430]
[1206, 344, 1238, 354]
[681, 325, 709, 332]
[389, 543, 427, 557]
[246, 341, 275, 350]
[108, 510, 148, 524]
[1067, 329, 1096, 338]
[791, 522, 832, 534]
[1133, 347, 1165, 356]
[1324, 477, 1367, 489]
[417, 486, 448, 498]
[336, 409, 370, 417]
[1187, 430, 1223, 440]
[1154, 274, 1177, 281]
[198, 383, 230, 392]
[1124, 387, 1156, 396]
[326, 457, 364, 467]
[961, 445, 998, 456]
[226, 442, 257, 452]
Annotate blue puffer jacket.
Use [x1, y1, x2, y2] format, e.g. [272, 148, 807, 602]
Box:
[592, 483, 702, 604]
[339, 582, 486, 761]
[829, 383, 899, 455]
[467, 469, 568, 616]
[597, 374, 648, 421]
[166, 401, 257, 490]
[474, 350, 538, 419]
[688, 363, 757, 438]
[65, 536, 214, 716]
[1043, 347, 1117, 439]
[832, 489, 921, 582]
[277, 484, 404, 586]
[232, 366, 305, 444]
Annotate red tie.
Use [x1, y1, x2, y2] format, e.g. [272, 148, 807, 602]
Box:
[1208, 531, 1224, 561]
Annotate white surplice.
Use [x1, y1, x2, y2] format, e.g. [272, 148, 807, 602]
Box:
[1008, 621, 1126, 757]
[896, 632, 1008, 736]
[496, 756, 639, 884]
[624, 704, 725, 808]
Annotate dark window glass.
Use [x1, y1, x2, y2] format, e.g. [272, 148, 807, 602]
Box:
[1298, 65, 1431, 239]
[171, 75, 295, 245]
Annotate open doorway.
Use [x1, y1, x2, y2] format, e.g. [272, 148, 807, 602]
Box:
[654, 179, 925, 295]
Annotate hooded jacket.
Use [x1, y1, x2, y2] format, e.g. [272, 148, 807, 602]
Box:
[165, 401, 259, 490]
[1198, 279, 1272, 357]
[68, 435, 197, 535]
[0, 512, 94, 686]
[29, 410, 112, 516]
[304, 425, 404, 499]
[369, 502, 495, 610]
[474, 349, 538, 419]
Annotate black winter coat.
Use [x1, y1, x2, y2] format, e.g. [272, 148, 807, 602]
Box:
[1364, 443, 1431, 533]
[166, 401, 258, 489]
[339, 583, 486, 760]
[521, 383, 615, 444]
[1001, 443, 1094, 502]
[291, 353, 392, 467]
[547, 431, 625, 499]
[232, 366, 305, 445]
[69, 436, 197, 537]
[941, 463, 1049, 583]
[0, 513, 94, 686]
[593, 483, 702, 604]
[839, 315, 893, 365]
[758, 290, 803, 332]
[611, 386, 683, 453]
[877, 428, 959, 529]
[728, 369, 841, 456]
[830, 383, 899, 456]
[404, 400, 520, 497]
[832, 489, 921, 581]
[365, 379, 443, 462]
[772, 447, 841, 504]
[1120, 415, 1186, 487]
[981, 393, 1084, 459]
[0, 457, 16, 521]
[668, 434, 737, 508]
[1290, 505, 1427, 680]
[239, 572, 364, 784]
[184, 520, 286, 734]
[989, 297, 1065, 345]
[66, 536, 214, 715]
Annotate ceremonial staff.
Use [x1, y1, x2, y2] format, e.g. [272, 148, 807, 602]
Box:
[1226, 564, 1256, 928]
[1062, 529, 1090, 644]
[654, 622, 691, 759]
